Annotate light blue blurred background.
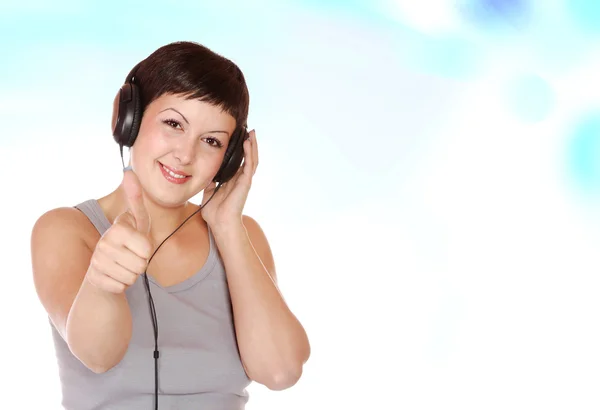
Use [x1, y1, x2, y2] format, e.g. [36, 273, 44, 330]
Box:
[2, 0, 600, 408]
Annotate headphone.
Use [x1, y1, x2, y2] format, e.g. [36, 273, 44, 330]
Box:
[112, 61, 248, 184]
[110, 61, 249, 410]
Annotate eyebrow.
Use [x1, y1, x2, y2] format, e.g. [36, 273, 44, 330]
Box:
[160, 107, 189, 124]
[159, 107, 230, 136]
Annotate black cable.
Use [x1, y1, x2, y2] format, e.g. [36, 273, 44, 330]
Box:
[143, 187, 220, 410]
[120, 146, 223, 409]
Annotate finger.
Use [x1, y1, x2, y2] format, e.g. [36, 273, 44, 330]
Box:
[95, 269, 134, 293]
[242, 133, 253, 175]
[122, 169, 151, 234]
[227, 169, 244, 193]
[107, 260, 141, 286]
[109, 212, 154, 259]
[101, 241, 149, 275]
[121, 230, 153, 260]
[88, 273, 128, 294]
[106, 223, 153, 260]
[113, 209, 136, 229]
[92, 251, 139, 287]
[202, 181, 218, 201]
[250, 129, 258, 172]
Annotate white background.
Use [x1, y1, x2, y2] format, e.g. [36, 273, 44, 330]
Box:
[2, 1, 600, 408]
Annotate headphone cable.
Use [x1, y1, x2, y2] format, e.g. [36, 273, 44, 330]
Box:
[120, 146, 223, 410]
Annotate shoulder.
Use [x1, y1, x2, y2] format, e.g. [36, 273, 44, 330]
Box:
[242, 215, 277, 281]
[30, 205, 101, 291]
[32, 206, 85, 234]
[241, 215, 265, 236]
[31, 206, 100, 251]
[30, 205, 101, 339]
[241, 215, 269, 246]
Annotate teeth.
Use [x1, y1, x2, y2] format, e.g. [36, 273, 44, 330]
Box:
[162, 164, 187, 179]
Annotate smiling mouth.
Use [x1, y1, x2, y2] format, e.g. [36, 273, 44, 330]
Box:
[158, 162, 191, 184]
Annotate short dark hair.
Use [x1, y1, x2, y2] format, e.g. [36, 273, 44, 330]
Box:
[134, 41, 249, 130]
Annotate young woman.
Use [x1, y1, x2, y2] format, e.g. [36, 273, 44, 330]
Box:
[31, 41, 310, 409]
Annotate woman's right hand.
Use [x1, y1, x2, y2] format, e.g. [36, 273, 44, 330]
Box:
[86, 170, 153, 294]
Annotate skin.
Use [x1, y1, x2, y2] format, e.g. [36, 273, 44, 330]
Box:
[31, 91, 310, 390]
[103, 93, 236, 240]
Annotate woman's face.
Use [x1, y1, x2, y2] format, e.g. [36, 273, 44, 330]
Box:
[129, 92, 237, 208]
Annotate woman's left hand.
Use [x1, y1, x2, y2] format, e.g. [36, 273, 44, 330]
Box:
[201, 129, 258, 229]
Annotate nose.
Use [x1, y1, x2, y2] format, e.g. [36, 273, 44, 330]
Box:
[173, 138, 196, 165]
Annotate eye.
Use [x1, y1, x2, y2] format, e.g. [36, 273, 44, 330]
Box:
[205, 137, 224, 148]
[162, 119, 182, 130]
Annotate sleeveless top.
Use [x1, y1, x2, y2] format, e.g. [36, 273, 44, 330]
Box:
[48, 199, 251, 409]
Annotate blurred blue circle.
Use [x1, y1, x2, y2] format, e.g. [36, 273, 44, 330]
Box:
[567, 114, 600, 194]
[460, 0, 530, 31]
[507, 74, 554, 122]
[566, 0, 600, 34]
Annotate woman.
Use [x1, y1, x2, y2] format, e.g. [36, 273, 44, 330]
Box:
[30, 41, 310, 409]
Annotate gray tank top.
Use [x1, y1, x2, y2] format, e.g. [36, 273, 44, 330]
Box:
[49, 199, 251, 409]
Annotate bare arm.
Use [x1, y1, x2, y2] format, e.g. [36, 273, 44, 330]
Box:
[31, 207, 132, 373]
[212, 215, 310, 390]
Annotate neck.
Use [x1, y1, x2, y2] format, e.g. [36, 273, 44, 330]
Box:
[100, 185, 203, 243]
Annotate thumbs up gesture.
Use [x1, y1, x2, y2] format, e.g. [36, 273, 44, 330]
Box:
[86, 170, 153, 294]
[115, 170, 151, 234]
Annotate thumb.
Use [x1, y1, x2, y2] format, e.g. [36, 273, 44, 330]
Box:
[122, 169, 151, 234]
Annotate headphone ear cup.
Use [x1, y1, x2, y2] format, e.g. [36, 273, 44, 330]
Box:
[127, 83, 143, 147]
[213, 127, 247, 184]
[112, 82, 142, 147]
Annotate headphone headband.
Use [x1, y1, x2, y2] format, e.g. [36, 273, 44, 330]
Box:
[125, 61, 142, 84]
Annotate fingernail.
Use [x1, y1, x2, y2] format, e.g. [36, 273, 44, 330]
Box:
[123, 165, 132, 172]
